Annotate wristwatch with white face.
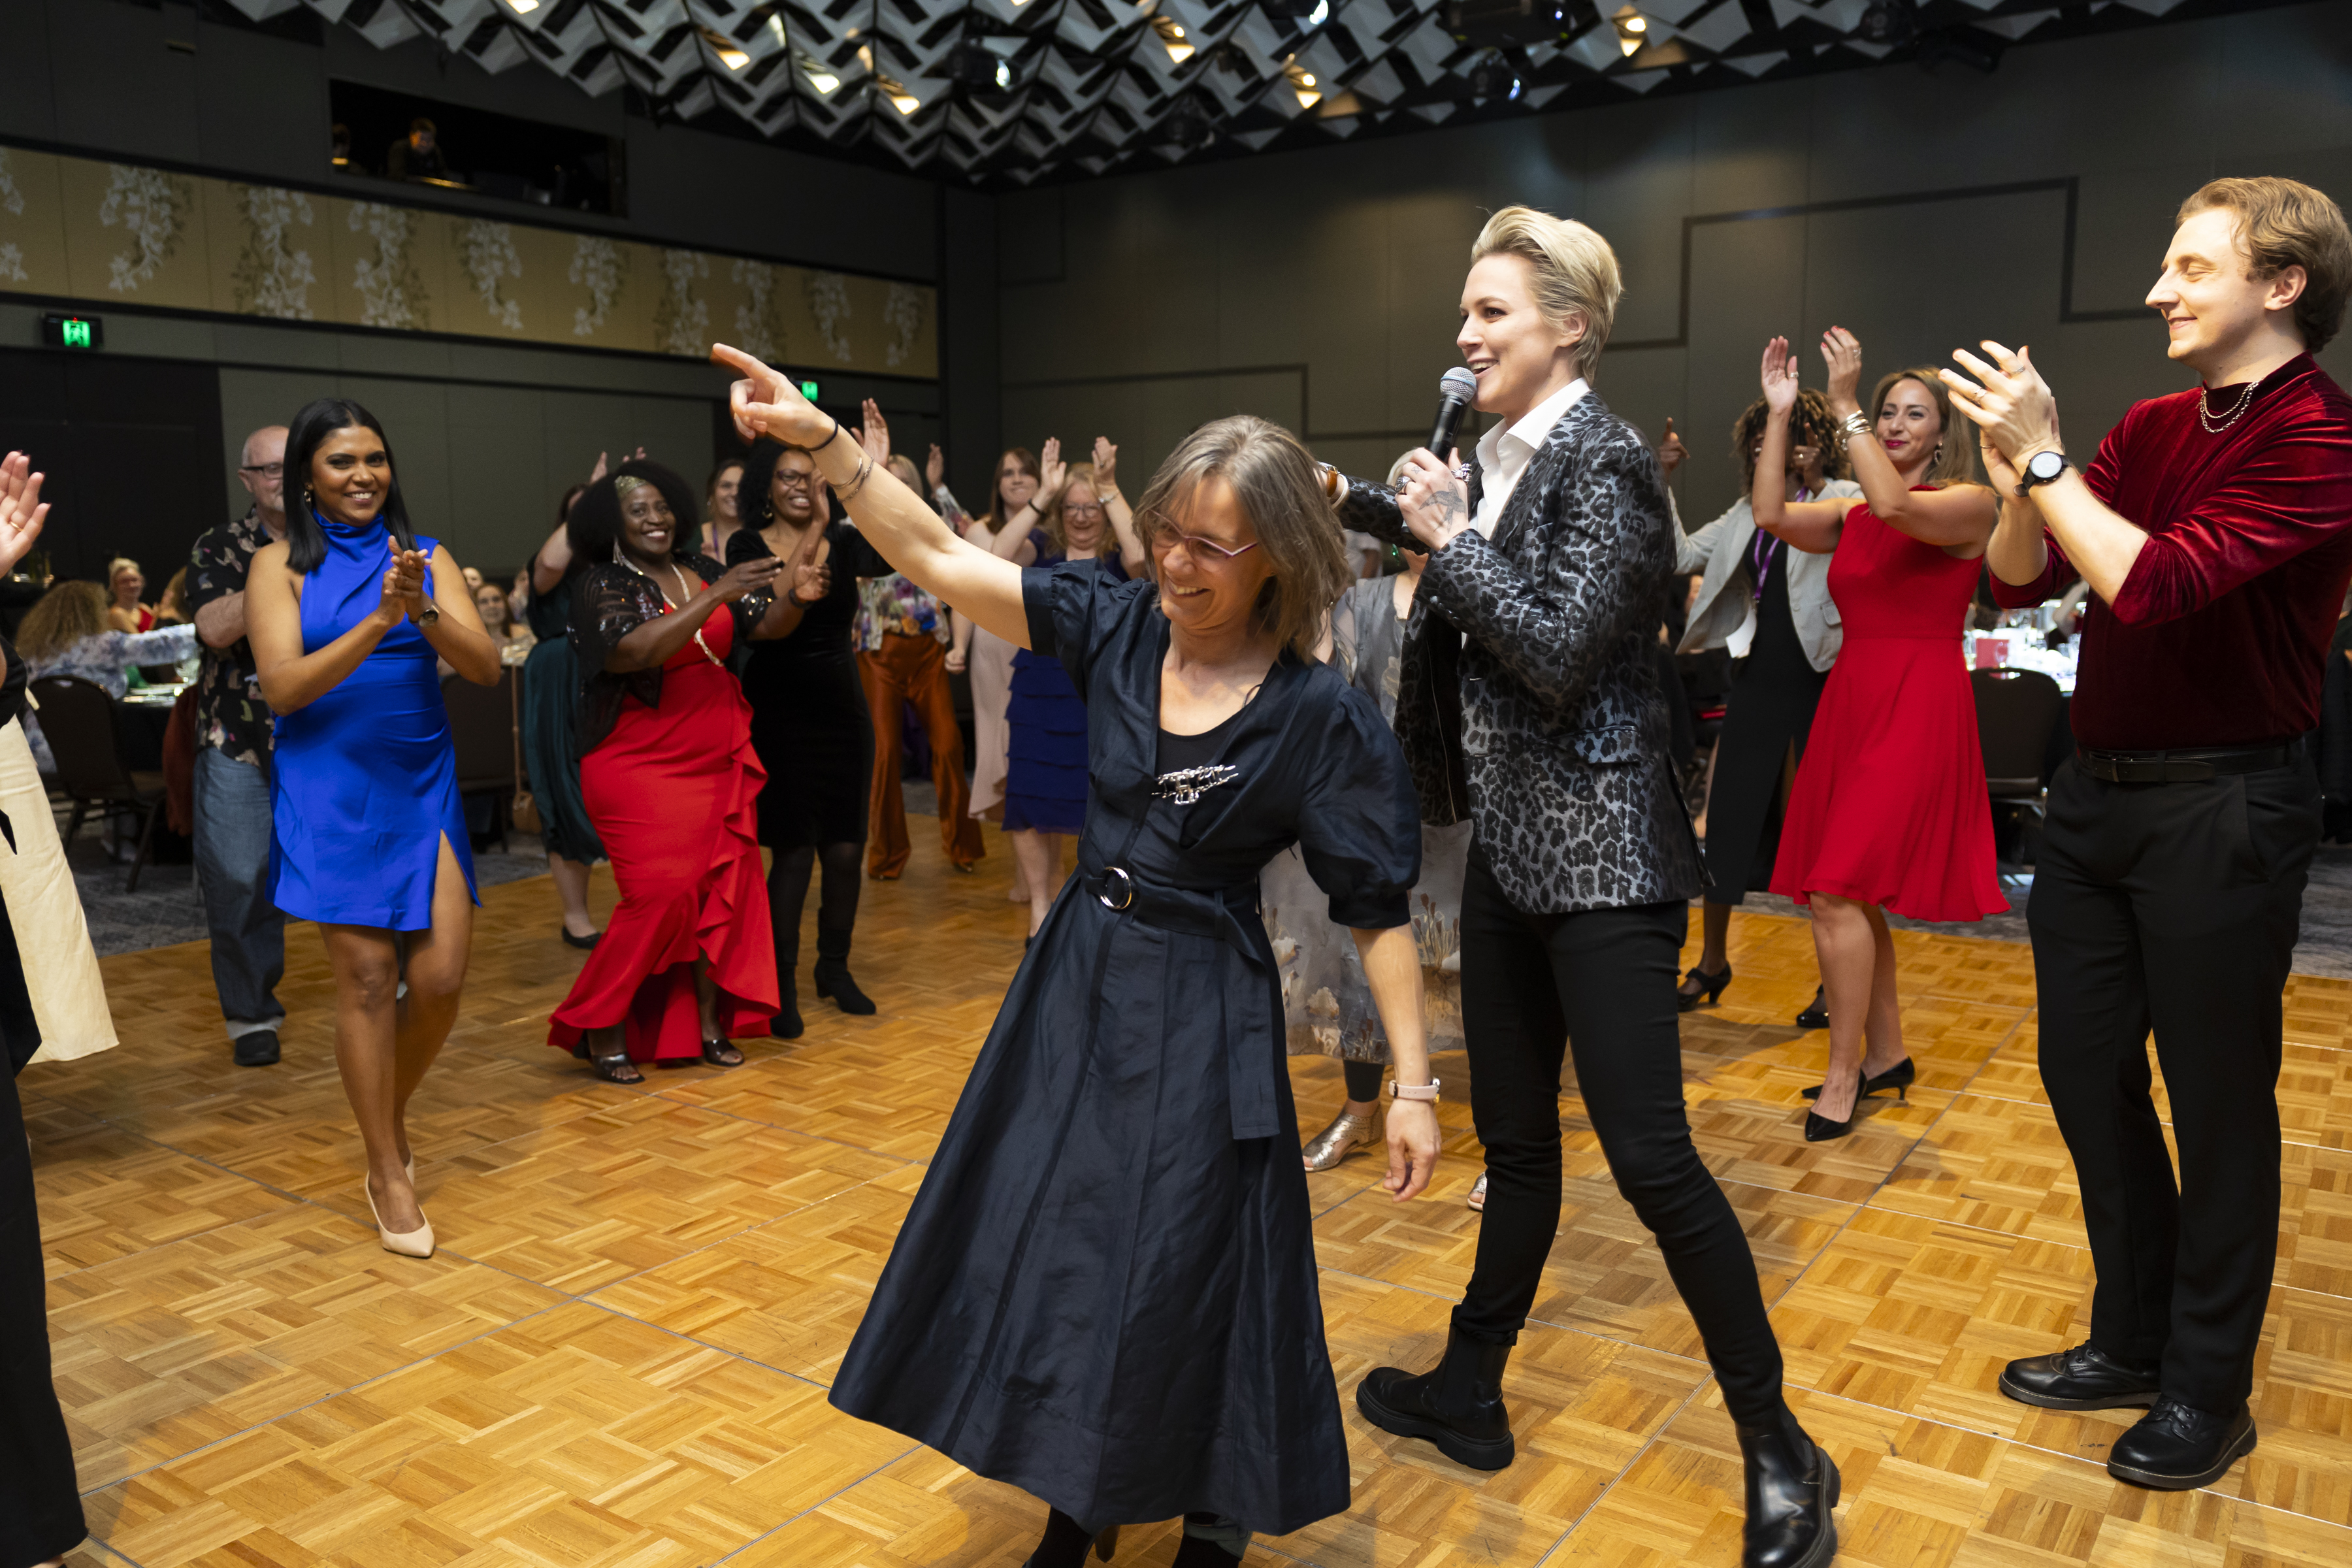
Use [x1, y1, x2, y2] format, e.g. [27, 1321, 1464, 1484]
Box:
[2017, 449, 2070, 497]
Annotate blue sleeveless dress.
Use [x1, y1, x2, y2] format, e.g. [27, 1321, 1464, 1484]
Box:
[269, 517, 476, 930]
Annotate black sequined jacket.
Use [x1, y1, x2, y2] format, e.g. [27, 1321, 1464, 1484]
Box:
[1333, 391, 1705, 915]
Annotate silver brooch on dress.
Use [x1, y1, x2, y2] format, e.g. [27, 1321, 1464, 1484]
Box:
[1154, 764, 1241, 806]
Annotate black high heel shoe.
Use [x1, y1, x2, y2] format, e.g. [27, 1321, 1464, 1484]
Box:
[559, 926, 600, 950]
[1801, 1055, 1914, 1103]
[1794, 987, 1828, 1030]
[1676, 963, 1733, 1012]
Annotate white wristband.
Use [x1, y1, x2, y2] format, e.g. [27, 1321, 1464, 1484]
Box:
[1388, 1078, 1439, 1103]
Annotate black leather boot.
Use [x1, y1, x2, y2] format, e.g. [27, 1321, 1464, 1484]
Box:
[2106, 1396, 2256, 1490]
[1736, 1406, 1838, 1568]
[1355, 1326, 1515, 1470]
[771, 970, 803, 1040]
[1999, 1341, 2162, 1411]
[813, 919, 876, 1015]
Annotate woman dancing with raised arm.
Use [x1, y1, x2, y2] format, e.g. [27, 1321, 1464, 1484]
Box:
[1751, 330, 2004, 1141]
[246, 398, 500, 1258]
[715, 344, 1439, 1568]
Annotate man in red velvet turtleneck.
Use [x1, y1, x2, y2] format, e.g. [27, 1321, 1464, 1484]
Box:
[1947, 178, 2352, 1494]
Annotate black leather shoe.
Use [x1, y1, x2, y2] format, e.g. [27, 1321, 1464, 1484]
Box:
[772, 977, 804, 1041]
[2107, 1396, 2256, 1490]
[1356, 1326, 1515, 1470]
[814, 958, 876, 1015]
[1998, 1342, 2163, 1411]
[1794, 987, 1828, 1030]
[1803, 1056, 1914, 1103]
[233, 1030, 281, 1068]
[1737, 1407, 1839, 1568]
[560, 926, 600, 950]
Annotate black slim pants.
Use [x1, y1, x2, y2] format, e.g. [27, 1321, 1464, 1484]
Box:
[2028, 755, 2318, 1414]
[1451, 850, 1787, 1427]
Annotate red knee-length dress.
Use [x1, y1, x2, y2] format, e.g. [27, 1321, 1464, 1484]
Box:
[549, 600, 778, 1062]
[1769, 493, 2004, 923]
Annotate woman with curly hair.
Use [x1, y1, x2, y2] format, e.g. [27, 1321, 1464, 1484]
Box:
[1667, 387, 1860, 1021]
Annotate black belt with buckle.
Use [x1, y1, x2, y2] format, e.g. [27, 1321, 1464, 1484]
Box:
[2075, 736, 2306, 784]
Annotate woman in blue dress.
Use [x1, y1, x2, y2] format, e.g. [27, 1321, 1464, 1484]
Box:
[246, 399, 501, 1261]
[718, 345, 1443, 1568]
[985, 435, 1148, 938]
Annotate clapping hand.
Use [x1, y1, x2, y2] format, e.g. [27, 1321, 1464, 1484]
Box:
[857, 398, 890, 465]
[926, 442, 946, 492]
[1655, 417, 1688, 479]
[376, 548, 432, 627]
[1760, 336, 1801, 414]
[1943, 340, 2063, 471]
[0, 451, 50, 578]
[713, 555, 783, 604]
[1036, 436, 1067, 508]
[1820, 327, 1863, 413]
[1395, 446, 1471, 553]
[714, 343, 834, 449]
[1092, 434, 1119, 491]
[788, 520, 831, 604]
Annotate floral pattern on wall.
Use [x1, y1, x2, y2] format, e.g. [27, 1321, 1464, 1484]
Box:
[231, 185, 317, 320]
[807, 271, 852, 363]
[455, 218, 523, 331]
[884, 282, 924, 370]
[348, 203, 431, 329]
[100, 165, 190, 293]
[730, 258, 787, 363]
[568, 235, 625, 336]
[653, 248, 708, 356]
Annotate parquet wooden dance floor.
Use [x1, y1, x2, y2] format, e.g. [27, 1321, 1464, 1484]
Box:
[29, 830, 2352, 1567]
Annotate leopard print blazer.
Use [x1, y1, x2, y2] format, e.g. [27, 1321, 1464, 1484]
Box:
[1335, 391, 1706, 915]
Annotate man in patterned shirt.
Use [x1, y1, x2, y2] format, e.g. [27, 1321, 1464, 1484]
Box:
[185, 426, 289, 1068]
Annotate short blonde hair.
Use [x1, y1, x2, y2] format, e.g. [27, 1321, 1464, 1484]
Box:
[1471, 206, 1623, 380]
[2177, 176, 2352, 353]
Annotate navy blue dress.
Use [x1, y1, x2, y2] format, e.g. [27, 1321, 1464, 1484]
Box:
[830, 563, 1420, 1536]
[269, 518, 476, 928]
[1004, 538, 1122, 834]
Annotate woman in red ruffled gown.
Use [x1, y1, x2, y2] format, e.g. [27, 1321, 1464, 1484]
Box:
[1753, 331, 2004, 1141]
[549, 463, 824, 1081]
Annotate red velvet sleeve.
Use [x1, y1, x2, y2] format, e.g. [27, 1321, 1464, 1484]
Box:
[2109, 416, 2352, 626]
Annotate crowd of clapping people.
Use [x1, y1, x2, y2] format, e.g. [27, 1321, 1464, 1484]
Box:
[1, 171, 2349, 1568]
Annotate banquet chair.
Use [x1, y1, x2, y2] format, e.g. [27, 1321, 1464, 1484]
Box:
[1972, 666, 2066, 870]
[29, 674, 167, 891]
[443, 666, 517, 851]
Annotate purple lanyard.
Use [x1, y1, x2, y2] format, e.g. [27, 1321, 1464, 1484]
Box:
[1750, 489, 1809, 602]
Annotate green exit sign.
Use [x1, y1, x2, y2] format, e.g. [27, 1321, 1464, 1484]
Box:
[799, 379, 820, 400]
[41, 313, 103, 350]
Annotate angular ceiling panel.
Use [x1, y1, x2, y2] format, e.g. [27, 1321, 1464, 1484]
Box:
[226, 0, 2276, 184]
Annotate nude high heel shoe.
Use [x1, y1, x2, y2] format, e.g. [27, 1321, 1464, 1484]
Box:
[367, 1173, 435, 1258]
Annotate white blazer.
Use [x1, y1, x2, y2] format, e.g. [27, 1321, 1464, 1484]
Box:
[1672, 481, 1862, 674]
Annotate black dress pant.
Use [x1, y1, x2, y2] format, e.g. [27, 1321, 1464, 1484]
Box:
[2029, 755, 2318, 1414]
[1451, 849, 1786, 1426]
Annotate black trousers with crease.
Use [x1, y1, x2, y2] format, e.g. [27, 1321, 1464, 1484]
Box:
[1449, 849, 1787, 1427]
[2027, 754, 2317, 1413]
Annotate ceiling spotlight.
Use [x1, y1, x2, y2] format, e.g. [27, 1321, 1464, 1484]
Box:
[699, 29, 750, 70]
[1859, 0, 1919, 45]
[502, 0, 538, 14]
[797, 51, 840, 94]
[1152, 16, 1194, 65]
[1465, 50, 1516, 99]
[766, 14, 784, 46]
[947, 39, 1022, 93]
[889, 91, 921, 115]
[1613, 5, 1647, 57]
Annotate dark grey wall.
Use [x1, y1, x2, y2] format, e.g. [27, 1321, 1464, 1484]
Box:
[997, 1, 2352, 524]
[0, 0, 946, 572]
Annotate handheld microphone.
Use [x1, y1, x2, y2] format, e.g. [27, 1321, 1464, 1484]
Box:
[1429, 367, 1478, 461]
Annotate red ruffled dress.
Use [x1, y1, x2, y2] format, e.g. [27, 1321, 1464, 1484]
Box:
[1770, 493, 2004, 922]
[549, 602, 778, 1062]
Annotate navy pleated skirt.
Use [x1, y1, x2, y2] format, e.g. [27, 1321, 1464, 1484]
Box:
[1004, 649, 1088, 834]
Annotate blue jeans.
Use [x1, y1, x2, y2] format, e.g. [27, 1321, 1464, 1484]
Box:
[192, 747, 286, 1039]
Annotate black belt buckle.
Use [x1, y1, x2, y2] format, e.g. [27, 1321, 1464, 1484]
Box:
[1096, 866, 1135, 911]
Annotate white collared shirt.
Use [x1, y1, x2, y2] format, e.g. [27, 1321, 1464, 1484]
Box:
[1470, 376, 1589, 538]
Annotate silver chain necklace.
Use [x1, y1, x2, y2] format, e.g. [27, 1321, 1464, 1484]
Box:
[2198, 380, 2258, 436]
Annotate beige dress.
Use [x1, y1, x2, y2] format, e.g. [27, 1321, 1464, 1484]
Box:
[0, 717, 118, 1062]
[966, 625, 1017, 820]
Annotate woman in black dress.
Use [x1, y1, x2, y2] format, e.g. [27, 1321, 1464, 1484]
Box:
[523, 476, 608, 947]
[0, 454, 87, 1568]
[717, 345, 1443, 1568]
[728, 435, 891, 1034]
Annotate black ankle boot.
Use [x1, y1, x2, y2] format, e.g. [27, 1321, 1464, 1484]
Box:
[1354, 1325, 1515, 1469]
[1022, 1507, 1114, 1568]
[771, 972, 803, 1040]
[813, 920, 875, 1015]
[1736, 1407, 1838, 1568]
